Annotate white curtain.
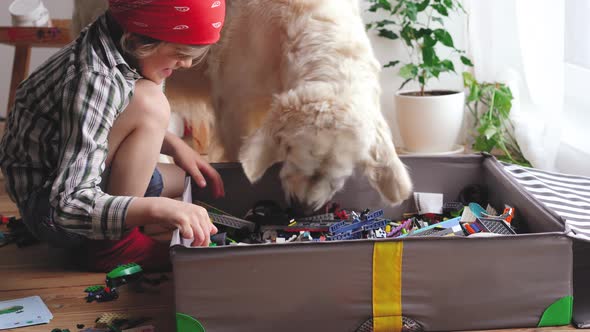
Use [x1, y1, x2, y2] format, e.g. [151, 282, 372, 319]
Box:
[465, 0, 565, 170]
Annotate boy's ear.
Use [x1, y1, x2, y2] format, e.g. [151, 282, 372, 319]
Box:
[363, 125, 413, 205]
[239, 128, 281, 183]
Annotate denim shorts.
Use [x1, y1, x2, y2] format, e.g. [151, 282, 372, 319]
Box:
[21, 168, 164, 249]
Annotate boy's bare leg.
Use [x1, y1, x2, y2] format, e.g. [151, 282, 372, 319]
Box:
[105, 79, 170, 196]
[146, 162, 186, 240]
[158, 162, 186, 198]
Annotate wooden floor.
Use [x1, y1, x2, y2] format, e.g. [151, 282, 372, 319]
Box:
[0, 178, 176, 331]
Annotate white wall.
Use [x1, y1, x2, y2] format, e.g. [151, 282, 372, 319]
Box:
[0, 1, 468, 147]
[0, 1, 74, 118]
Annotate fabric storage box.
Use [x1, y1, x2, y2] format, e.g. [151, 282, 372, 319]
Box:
[170, 154, 575, 332]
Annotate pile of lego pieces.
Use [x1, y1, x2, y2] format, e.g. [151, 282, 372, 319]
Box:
[206, 198, 518, 246]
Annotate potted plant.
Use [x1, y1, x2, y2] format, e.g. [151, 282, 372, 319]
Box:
[366, 0, 473, 153]
[463, 72, 531, 166]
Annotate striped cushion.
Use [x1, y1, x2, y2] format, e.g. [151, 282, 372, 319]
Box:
[502, 163, 590, 239]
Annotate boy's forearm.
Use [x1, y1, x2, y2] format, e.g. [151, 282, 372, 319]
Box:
[161, 131, 184, 156]
[125, 196, 161, 228]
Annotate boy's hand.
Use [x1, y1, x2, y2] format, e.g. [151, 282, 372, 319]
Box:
[171, 139, 225, 199]
[157, 198, 218, 247]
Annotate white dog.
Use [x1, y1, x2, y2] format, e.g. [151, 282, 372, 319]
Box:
[72, 0, 412, 210]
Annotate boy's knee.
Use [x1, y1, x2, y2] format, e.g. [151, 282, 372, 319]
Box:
[132, 80, 171, 129]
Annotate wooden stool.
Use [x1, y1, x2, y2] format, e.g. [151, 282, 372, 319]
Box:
[0, 19, 72, 116]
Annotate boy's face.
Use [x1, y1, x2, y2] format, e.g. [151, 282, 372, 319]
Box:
[137, 43, 194, 84]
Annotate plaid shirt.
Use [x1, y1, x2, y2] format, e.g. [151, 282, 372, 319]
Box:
[0, 14, 142, 240]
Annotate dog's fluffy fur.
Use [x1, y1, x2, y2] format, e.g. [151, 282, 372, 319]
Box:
[73, 0, 413, 209]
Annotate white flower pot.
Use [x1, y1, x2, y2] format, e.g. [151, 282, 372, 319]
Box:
[395, 90, 465, 153]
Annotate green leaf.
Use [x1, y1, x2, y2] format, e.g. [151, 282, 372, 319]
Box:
[422, 46, 435, 66]
[461, 56, 474, 66]
[493, 87, 513, 118]
[432, 3, 449, 16]
[378, 29, 399, 40]
[434, 29, 454, 47]
[423, 34, 437, 47]
[377, 0, 391, 9]
[473, 136, 496, 152]
[375, 19, 396, 27]
[400, 24, 415, 47]
[468, 83, 480, 102]
[369, 0, 391, 12]
[483, 126, 498, 140]
[477, 118, 490, 134]
[443, 0, 453, 9]
[365, 23, 373, 30]
[415, 28, 432, 39]
[430, 66, 441, 78]
[399, 64, 419, 79]
[498, 85, 513, 99]
[480, 85, 495, 98]
[404, 2, 419, 21]
[368, 4, 381, 12]
[440, 59, 455, 72]
[463, 71, 476, 88]
[416, 0, 431, 12]
[384, 60, 400, 68]
[392, 1, 403, 14]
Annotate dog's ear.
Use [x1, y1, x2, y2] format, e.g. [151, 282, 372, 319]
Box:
[363, 124, 413, 205]
[239, 127, 281, 183]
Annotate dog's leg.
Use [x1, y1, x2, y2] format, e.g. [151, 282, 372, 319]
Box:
[364, 122, 413, 205]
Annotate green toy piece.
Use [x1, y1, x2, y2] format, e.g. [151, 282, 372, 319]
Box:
[85, 263, 166, 303]
[538, 296, 573, 327]
[0, 305, 23, 315]
[106, 263, 144, 289]
[176, 313, 205, 332]
[107, 263, 143, 279]
[84, 285, 104, 292]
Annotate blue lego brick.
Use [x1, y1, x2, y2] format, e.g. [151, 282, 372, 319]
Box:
[361, 219, 388, 231]
[328, 230, 363, 241]
[364, 209, 384, 221]
[329, 218, 361, 234]
[331, 215, 386, 235]
[329, 220, 350, 233]
[329, 231, 352, 241]
[330, 220, 365, 235]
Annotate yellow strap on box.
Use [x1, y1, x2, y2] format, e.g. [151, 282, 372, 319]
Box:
[373, 241, 403, 332]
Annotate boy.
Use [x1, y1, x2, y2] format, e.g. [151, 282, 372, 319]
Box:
[0, 0, 226, 271]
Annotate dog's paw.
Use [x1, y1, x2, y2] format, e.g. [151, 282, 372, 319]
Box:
[365, 156, 413, 205]
[363, 123, 413, 205]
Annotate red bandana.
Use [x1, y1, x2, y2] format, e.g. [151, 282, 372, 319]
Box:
[108, 0, 226, 45]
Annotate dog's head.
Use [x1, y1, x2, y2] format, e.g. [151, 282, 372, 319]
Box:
[239, 84, 412, 211]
